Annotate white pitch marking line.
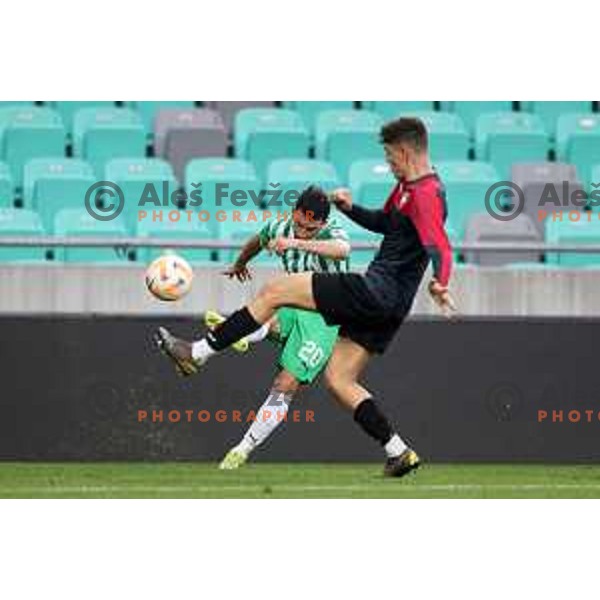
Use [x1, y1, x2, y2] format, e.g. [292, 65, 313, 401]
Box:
[3, 483, 600, 494]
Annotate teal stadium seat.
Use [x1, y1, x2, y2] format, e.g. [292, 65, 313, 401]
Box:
[0, 106, 66, 185]
[315, 110, 383, 183]
[546, 216, 600, 267]
[0, 162, 13, 208]
[0, 208, 46, 261]
[136, 210, 215, 263]
[282, 101, 354, 130]
[441, 101, 513, 134]
[592, 165, 600, 208]
[47, 101, 115, 134]
[0, 106, 25, 128]
[475, 112, 548, 180]
[218, 209, 279, 266]
[106, 158, 177, 234]
[267, 159, 339, 201]
[234, 109, 310, 180]
[332, 207, 379, 266]
[0, 102, 35, 107]
[405, 111, 470, 162]
[348, 159, 395, 209]
[23, 158, 95, 231]
[0, 103, 37, 135]
[556, 114, 600, 187]
[54, 208, 128, 263]
[521, 102, 593, 137]
[185, 158, 261, 233]
[126, 101, 196, 133]
[72, 108, 146, 176]
[365, 101, 435, 120]
[0, 102, 36, 127]
[435, 161, 499, 238]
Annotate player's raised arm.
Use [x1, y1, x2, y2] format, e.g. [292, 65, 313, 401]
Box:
[222, 233, 262, 282]
[268, 215, 350, 260]
[329, 188, 391, 234]
[268, 193, 351, 261]
[269, 236, 349, 260]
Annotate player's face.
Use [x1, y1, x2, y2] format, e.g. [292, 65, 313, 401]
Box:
[384, 143, 410, 179]
[293, 210, 325, 239]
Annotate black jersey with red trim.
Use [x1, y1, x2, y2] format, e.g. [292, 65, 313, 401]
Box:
[341, 172, 452, 315]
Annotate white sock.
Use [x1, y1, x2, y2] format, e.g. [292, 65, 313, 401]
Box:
[191, 338, 216, 362]
[245, 323, 270, 344]
[237, 392, 292, 455]
[384, 434, 408, 458]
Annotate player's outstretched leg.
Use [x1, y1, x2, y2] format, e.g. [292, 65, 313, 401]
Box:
[155, 273, 315, 376]
[220, 370, 298, 469]
[324, 337, 420, 478]
[221, 309, 322, 469]
[220, 392, 295, 469]
[154, 327, 198, 376]
[205, 310, 249, 353]
[204, 309, 273, 354]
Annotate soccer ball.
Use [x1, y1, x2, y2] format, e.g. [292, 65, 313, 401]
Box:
[145, 253, 194, 301]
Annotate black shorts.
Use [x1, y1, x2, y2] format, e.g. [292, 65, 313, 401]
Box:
[312, 272, 407, 354]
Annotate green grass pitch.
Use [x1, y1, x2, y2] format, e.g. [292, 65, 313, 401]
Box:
[2, 463, 600, 498]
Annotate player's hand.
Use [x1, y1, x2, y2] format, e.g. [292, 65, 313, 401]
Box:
[222, 262, 252, 282]
[329, 188, 353, 211]
[268, 237, 294, 256]
[428, 279, 458, 319]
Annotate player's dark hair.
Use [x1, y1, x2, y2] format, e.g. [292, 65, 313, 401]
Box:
[295, 185, 330, 222]
[380, 117, 428, 152]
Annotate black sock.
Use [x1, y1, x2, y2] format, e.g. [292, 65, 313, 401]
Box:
[206, 307, 261, 351]
[353, 398, 394, 446]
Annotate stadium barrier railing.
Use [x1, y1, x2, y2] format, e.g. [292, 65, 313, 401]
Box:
[1, 237, 600, 254]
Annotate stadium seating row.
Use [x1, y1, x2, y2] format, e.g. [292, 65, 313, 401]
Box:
[464, 212, 600, 268]
[3, 100, 596, 133]
[0, 205, 272, 265]
[1, 103, 599, 186]
[1, 199, 599, 267]
[2, 156, 600, 234]
[1, 101, 599, 267]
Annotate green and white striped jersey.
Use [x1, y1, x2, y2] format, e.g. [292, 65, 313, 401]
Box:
[258, 215, 350, 274]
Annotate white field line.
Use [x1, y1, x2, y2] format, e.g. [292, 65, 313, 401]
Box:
[2, 483, 600, 494]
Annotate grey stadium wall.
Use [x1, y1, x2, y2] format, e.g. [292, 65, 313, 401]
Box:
[2, 263, 600, 316]
[1, 314, 600, 463]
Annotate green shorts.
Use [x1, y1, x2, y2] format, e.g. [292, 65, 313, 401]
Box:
[273, 307, 339, 384]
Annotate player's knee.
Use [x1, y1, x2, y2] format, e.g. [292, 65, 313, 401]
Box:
[324, 364, 336, 390]
[269, 315, 280, 337]
[324, 368, 349, 397]
[259, 278, 286, 306]
[272, 371, 299, 394]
